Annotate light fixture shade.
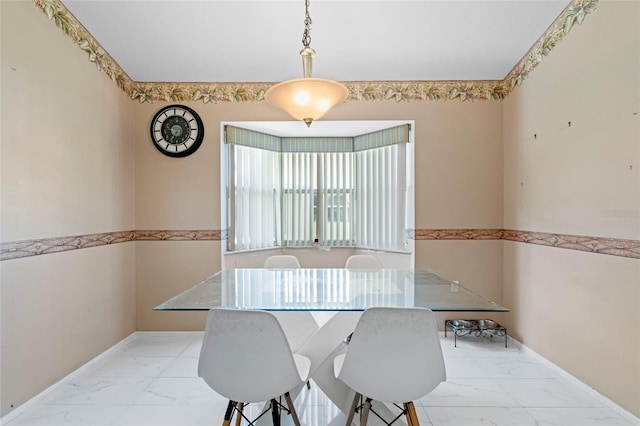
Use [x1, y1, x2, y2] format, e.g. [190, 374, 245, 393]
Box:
[265, 78, 349, 126]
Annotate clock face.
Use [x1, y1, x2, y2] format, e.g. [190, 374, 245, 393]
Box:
[150, 105, 204, 157]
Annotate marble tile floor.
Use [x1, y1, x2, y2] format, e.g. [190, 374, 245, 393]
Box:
[4, 332, 638, 426]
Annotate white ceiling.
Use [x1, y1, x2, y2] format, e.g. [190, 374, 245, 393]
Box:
[60, 0, 571, 84]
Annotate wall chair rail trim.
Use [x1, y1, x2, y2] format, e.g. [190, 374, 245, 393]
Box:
[2, 228, 637, 261]
[0, 230, 223, 261]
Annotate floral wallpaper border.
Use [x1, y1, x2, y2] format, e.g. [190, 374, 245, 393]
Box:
[33, 0, 598, 103]
[2, 228, 638, 261]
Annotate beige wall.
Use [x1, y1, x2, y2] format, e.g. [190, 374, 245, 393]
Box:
[502, 0, 640, 416]
[0, 2, 137, 415]
[133, 99, 504, 331]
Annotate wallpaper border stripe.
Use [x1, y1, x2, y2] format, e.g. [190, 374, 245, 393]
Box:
[2, 229, 638, 261]
[32, 0, 598, 103]
[414, 229, 640, 259]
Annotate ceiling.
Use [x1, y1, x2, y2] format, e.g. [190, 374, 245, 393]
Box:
[60, 0, 571, 84]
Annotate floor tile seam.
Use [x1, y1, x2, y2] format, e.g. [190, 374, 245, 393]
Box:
[37, 402, 136, 407]
[493, 378, 611, 405]
[489, 377, 576, 382]
[489, 377, 608, 408]
[117, 352, 191, 358]
[85, 375, 185, 379]
[153, 356, 189, 378]
[109, 354, 182, 358]
[513, 402, 609, 408]
[456, 354, 536, 359]
[445, 375, 561, 380]
[421, 406, 540, 424]
[521, 407, 639, 426]
[422, 404, 534, 408]
[123, 376, 167, 407]
[441, 377, 551, 382]
[521, 405, 627, 411]
[416, 400, 522, 408]
[298, 403, 335, 407]
[157, 375, 201, 379]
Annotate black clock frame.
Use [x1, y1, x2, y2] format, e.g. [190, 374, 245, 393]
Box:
[149, 104, 204, 158]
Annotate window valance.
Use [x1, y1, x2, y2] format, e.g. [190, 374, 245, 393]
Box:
[224, 124, 410, 153]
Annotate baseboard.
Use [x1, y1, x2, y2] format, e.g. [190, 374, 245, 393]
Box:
[133, 330, 204, 338]
[513, 337, 639, 425]
[1, 331, 207, 424]
[0, 332, 138, 424]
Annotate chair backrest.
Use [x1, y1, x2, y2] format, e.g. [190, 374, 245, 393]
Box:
[336, 307, 446, 403]
[344, 254, 383, 270]
[198, 309, 305, 403]
[264, 255, 301, 269]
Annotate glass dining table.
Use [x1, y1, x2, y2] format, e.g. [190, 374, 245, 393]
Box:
[155, 268, 508, 424]
[154, 268, 509, 312]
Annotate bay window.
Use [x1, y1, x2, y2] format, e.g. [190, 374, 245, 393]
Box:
[225, 124, 411, 253]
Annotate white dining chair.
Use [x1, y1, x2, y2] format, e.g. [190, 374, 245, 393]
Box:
[264, 255, 301, 269]
[198, 308, 311, 426]
[344, 254, 382, 270]
[334, 307, 446, 426]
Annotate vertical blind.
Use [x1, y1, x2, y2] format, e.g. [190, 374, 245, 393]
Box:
[282, 152, 317, 247]
[228, 145, 281, 251]
[355, 144, 407, 251]
[225, 124, 410, 253]
[318, 152, 354, 247]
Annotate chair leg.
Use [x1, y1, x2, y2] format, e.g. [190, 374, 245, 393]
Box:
[222, 401, 237, 426]
[403, 402, 420, 426]
[235, 402, 244, 426]
[284, 392, 301, 426]
[270, 398, 281, 426]
[344, 392, 361, 426]
[359, 397, 372, 426]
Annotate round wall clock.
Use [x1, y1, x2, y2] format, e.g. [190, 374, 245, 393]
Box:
[149, 105, 204, 157]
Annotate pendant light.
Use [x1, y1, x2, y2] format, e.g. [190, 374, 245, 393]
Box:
[264, 0, 349, 127]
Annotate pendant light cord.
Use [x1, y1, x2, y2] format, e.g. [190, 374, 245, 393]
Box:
[302, 0, 312, 48]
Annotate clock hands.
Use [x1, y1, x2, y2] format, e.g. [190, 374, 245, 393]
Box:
[151, 105, 204, 157]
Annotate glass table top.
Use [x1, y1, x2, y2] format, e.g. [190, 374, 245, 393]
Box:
[154, 268, 509, 312]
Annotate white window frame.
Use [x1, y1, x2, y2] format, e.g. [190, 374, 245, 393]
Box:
[221, 122, 414, 254]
